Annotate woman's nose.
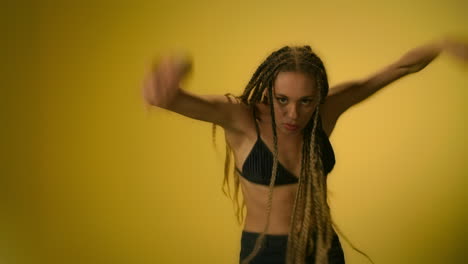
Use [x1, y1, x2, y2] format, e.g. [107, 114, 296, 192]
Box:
[287, 104, 298, 120]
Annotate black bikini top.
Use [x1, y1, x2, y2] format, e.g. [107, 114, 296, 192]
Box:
[235, 106, 335, 186]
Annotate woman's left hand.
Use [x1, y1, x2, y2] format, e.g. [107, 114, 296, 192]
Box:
[442, 36, 468, 62]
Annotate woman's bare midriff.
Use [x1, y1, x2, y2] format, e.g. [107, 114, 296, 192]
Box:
[239, 176, 298, 235]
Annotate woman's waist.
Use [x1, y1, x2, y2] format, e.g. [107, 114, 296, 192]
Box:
[243, 214, 292, 235]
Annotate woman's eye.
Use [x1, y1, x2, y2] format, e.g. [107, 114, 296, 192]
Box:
[276, 97, 287, 104]
[301, 99, 312, 105]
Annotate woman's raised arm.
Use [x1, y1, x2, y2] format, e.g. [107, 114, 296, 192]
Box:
[323, 37, 468, 119]
[142, 55, 248, 133]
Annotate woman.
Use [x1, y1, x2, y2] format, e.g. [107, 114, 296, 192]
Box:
[142, 38, 467, 264]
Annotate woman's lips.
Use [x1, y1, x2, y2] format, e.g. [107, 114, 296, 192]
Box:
[284, 123, 299, 131]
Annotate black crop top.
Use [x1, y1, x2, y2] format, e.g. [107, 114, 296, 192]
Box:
[235, 107, 335, 186]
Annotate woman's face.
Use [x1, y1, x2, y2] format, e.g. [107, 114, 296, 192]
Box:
[267, 71, 319, 135]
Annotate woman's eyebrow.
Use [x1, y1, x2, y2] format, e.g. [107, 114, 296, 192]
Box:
[275, 93, 315, 99]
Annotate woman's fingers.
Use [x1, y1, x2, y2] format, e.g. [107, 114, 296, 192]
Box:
[444, 37, 468, 62]
[143, 54, 191, 108]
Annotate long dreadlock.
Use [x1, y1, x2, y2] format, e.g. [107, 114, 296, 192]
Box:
[213, 46, 375, 264]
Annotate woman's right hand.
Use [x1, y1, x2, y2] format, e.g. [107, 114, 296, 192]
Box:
[142, 54, 192, 109]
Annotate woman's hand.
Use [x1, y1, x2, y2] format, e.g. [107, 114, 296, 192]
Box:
[142, 54, 192, 109]
[442, 36, 468, 62]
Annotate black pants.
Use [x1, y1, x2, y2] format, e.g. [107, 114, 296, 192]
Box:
[239, 230, 345, 264]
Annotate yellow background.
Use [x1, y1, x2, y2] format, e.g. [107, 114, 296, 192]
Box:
[2, 0, 467, 263]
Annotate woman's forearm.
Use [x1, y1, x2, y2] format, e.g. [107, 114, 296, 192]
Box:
[396, 39, 445, 74]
